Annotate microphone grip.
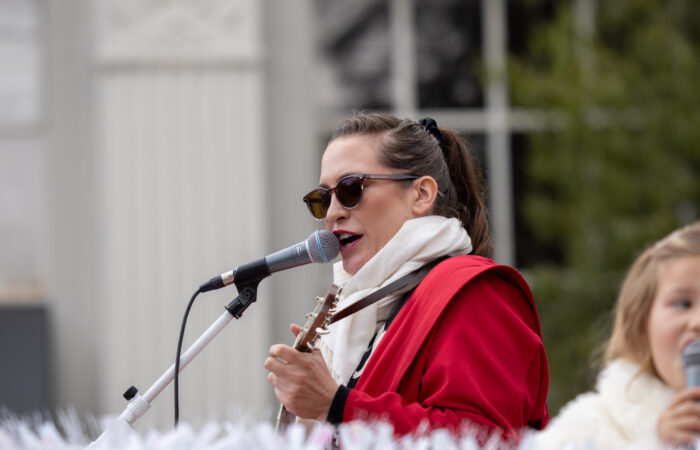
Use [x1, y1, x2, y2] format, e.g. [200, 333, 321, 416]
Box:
[266, 242, 309, 272]
[687, 366, 700, 389]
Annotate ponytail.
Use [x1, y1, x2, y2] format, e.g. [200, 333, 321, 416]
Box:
[436, 128, 492, 257]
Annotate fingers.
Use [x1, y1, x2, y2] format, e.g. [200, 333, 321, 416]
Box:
[669, 387, 700, 407]
[268, 344, 298, 362]
[266, 345, 325, 377]
[290, 323, 302, 337]
[263, 342, 337, 420]
[673, 415, 700, 433]
[675, 401, 700, 420]
[264, 355, 286, 374]
[669, 431, 698, 447]
[658, 390, 700, 445]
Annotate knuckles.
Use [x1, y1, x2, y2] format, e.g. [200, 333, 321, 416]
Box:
[268, 344, 284, 357]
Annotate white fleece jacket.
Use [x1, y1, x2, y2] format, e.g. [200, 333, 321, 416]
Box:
[533, 359, 679, 450]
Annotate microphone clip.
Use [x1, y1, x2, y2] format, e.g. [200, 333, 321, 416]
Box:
[225, 283, 259, 319]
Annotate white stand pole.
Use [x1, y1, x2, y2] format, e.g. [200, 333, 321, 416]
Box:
[88, 310, 234, 447]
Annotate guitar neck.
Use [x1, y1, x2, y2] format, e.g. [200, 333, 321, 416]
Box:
[275, 283, 339, 433]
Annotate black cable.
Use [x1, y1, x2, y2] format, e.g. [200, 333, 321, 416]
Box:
[174, 287, 202, 427]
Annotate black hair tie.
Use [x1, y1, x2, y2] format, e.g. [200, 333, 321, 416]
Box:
[418, 117, 448, 159]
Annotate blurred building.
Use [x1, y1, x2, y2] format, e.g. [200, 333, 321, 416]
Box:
[0, 0, 563, 430]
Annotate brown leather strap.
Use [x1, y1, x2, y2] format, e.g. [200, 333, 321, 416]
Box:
[329, 257, 446, 325]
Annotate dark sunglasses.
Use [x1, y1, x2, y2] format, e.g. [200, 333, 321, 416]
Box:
[303, 173, 419, 220]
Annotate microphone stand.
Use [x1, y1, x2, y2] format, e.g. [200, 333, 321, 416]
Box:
[88, 283, 260, 447]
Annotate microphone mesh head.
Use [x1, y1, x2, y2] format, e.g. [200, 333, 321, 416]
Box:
[306, 230, 340, 263]
[683, 339, 700, 369]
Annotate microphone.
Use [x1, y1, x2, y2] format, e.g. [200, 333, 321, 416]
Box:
[199, 230, 340, 292]
[684, 340, 700, 388]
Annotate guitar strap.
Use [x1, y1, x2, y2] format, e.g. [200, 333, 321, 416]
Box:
[346, 287, 414, 389]
[328, 256, 448, 325]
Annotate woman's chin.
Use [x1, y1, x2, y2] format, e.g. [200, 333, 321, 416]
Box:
[342, 260, 358, 275]
[341, 256, 366, 276]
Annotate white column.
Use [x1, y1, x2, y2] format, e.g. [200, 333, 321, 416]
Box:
[263, 0, 328, 367]
[93, 0, 268, 427]
[482, 0, 514, 266]
[390, 0, 417, 118]
[45, 0, 100, 416]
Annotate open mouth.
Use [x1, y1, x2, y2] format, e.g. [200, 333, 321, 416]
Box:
[337, 233, 361, 247]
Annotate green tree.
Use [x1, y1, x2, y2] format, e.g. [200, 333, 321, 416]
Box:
[509, 0, 700, 413]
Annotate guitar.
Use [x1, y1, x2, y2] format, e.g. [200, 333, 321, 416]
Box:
[275, 284, 340, 432]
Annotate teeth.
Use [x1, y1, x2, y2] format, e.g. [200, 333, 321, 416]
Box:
[338, 233, 353, 240]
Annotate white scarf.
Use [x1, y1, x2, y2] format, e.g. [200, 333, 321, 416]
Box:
[317, 216, 472, 385]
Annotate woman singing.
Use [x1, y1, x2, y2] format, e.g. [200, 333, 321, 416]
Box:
[264, 112, 549, 440]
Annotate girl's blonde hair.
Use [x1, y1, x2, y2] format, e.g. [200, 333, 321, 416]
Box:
[604, 221, 700, 377]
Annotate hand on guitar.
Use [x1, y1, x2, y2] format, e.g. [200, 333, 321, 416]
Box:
[265, 324, 339, 421]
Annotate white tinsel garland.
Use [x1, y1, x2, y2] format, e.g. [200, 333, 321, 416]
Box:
[0, 412, 539, 450]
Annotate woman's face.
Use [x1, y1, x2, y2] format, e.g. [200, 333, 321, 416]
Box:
[319, 134, 420, 275]
[647, 255, 700, 391]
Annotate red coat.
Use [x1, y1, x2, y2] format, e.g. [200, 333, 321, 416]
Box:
[342, 255, 549, 438]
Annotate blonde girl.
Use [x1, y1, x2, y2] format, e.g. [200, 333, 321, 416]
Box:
[536, 222, 700, 449]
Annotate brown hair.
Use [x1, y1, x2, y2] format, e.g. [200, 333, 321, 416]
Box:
[330, 112, 492, 257]
[604, 222, 700, 377]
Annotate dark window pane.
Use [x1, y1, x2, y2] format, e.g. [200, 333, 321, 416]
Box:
[415, 0, 483, 108]
[512, 132, 564, 268]
[508, 0, 558, 57]
[315, 1, 392, 111]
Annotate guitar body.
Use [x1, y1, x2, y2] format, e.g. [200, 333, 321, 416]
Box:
[275, 284, 340, 432]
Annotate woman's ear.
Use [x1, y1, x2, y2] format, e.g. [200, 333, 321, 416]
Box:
[412, 176, 439, 216]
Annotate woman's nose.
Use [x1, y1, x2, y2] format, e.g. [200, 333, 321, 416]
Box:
[324, 194, 347, 226]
